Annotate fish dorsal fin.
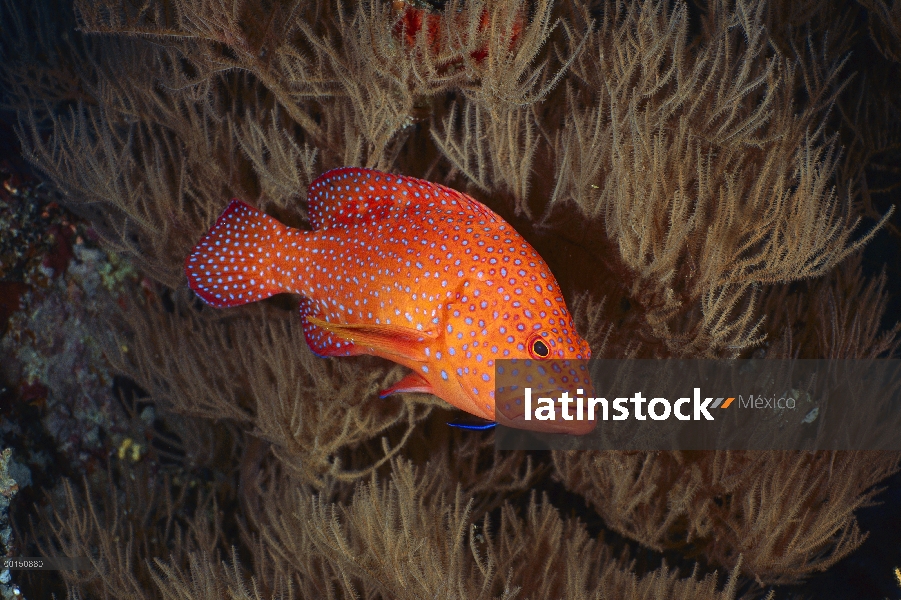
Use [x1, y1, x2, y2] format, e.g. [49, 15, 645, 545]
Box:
[307, 167, 499, 230]
[305, 316, 437, 362]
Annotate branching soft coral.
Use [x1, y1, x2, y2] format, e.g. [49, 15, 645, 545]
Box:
[553, 450, 900, 585]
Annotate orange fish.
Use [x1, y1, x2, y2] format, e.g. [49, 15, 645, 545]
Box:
[184, 167, 593, 433]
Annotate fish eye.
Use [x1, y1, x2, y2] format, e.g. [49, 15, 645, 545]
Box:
[529, 336, 550, 358]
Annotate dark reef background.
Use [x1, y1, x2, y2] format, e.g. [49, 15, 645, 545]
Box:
[1, 0, 901, 598]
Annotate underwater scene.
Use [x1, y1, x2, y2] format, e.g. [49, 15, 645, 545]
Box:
[1, 0, 901, 597]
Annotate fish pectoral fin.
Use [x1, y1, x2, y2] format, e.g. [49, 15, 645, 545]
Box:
[305, 316, 436, 361]
[379, 371, 435, 398]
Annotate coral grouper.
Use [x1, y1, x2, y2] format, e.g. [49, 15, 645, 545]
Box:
[185, 167, 594, 434]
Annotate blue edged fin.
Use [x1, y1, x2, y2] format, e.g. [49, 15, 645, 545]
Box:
[447, 420, 497, 430]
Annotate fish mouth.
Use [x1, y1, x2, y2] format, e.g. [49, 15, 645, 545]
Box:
[493, 358, 597, 435]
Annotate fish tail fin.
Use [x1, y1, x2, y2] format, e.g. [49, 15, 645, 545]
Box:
[185, 200, 297, 308]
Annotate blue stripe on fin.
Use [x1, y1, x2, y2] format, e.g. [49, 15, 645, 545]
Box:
[447, 420, 496, 430]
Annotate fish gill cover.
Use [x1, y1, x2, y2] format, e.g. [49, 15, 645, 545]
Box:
[0, 0, 900, 598]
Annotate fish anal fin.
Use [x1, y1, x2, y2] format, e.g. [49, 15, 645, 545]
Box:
[379, 371, 435, 398]
[305, 315, 436, 362]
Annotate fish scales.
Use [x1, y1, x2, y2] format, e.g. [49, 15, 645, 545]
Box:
[185, 167, 592, 432]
